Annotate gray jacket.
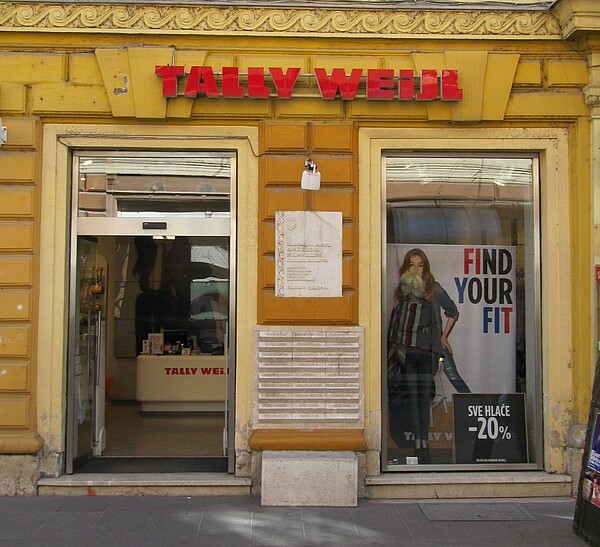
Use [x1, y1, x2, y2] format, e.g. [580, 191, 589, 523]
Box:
[388, 282, 459, 357]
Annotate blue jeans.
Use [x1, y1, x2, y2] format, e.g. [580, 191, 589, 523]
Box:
[403, 352, 436, 442]
[442, 349, 471, 393]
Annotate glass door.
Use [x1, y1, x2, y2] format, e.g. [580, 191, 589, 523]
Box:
[66, 237, 107, 473]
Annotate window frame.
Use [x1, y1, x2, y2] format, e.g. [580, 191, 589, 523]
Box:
[380, 150, 542, 472]
[357, 126, 573, 478]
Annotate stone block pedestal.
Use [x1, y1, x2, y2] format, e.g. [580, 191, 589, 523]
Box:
[261, 450, 358, 506]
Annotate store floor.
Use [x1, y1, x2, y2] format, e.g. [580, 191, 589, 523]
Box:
[103, 402, 224, 457]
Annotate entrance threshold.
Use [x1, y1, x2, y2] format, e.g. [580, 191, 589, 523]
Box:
[365, 471, 572, 500]
[38, 473, 251, 497]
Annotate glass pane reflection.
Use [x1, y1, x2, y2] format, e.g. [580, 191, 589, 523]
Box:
[385, 154, 537, 468]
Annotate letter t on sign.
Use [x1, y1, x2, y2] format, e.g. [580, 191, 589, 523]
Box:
[156, 65, 185, 97]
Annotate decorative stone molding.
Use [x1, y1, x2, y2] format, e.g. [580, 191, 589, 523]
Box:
[0, 432, 44, 455]
[584, 85, 600, 109]
[552, 0, 600, 40]
[0, 3, 562, 38]
[585, 95, 600, 108]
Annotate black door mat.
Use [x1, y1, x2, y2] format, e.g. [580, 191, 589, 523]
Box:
[75, 457, 228, 474]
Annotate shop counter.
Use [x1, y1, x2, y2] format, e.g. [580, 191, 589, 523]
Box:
[136, 354, 228, 412]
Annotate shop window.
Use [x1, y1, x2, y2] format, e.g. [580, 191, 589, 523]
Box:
[77, 151, 231, 219]
[384, 154, 540, 469]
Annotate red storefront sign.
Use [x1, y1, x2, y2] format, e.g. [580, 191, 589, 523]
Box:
[155, 66, 463, 101]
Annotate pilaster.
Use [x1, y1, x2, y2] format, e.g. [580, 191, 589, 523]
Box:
[555, 0, 600, 493]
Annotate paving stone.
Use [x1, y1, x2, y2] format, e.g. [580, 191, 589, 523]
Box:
[419, 501, 534, 521]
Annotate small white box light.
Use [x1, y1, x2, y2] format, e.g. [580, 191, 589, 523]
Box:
[0, 117, 6, 146]
[301, 158, 321, 190]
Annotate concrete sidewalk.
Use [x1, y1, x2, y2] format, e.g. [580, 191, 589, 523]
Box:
[0, 495, 587, 546]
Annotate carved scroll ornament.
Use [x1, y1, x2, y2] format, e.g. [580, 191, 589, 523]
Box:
[0, 3, 561, 38]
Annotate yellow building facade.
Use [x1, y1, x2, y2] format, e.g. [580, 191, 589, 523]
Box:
[0, 0, 598, 498]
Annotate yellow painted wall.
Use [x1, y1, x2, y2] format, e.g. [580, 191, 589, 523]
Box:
[258, 122, 358, 325]
[0, 113, 40, 452]
[0, 3, 594, 478]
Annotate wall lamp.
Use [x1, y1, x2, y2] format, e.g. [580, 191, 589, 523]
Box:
[0, 117, 7, 146]
[301, 158, 321, 190]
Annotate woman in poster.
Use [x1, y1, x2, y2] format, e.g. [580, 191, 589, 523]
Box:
[388, 248, 459, 464]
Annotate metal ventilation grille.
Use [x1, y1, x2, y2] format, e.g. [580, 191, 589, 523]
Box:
[255, 327, 364, 427]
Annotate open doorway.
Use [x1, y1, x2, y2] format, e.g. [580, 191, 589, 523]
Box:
[65, 151, 236, 474]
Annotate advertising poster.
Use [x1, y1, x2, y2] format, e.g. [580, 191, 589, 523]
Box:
[575, 363, 600, 543]
[453, 393, 528, 464]
[582, 412, 600, 508]
[387, 244, 517, 395]
[590, 412, 600, 473]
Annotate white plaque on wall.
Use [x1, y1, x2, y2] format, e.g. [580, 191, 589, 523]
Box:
[275, 211, 342, 298]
